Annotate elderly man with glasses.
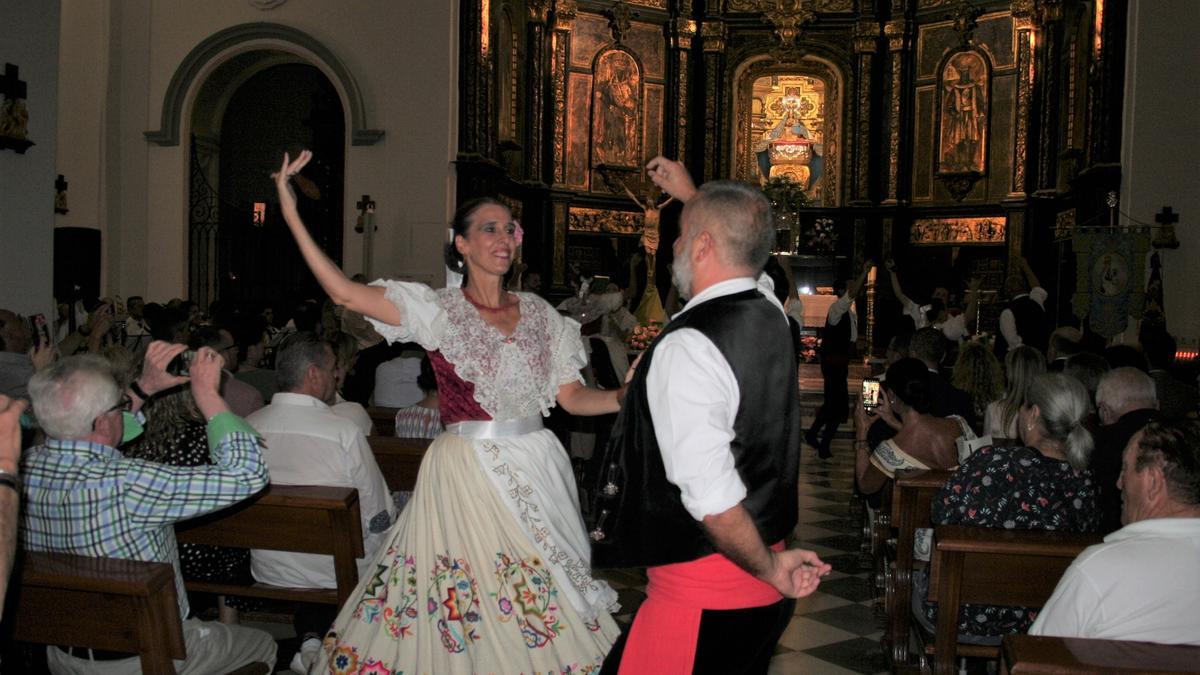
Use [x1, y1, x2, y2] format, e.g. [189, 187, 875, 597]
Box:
[21, 341, 277, 674]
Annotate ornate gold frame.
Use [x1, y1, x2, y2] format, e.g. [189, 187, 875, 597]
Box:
[731, 55, 843, 205]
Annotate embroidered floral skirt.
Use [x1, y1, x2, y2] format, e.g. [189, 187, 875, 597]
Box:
[314, 430, 619, 674]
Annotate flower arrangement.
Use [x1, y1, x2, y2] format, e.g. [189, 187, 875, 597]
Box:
[799, 334, 821, 364]
[803, 217, 838, 254]
[626, 323, 662, 351]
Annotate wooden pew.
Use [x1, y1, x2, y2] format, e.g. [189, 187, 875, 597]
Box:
[920, 525, 1103, 675]
[366, 406, 399, 438]
[1001, 635, 1200, 674]
[885, 468, 952, 666]
[175, 484, 364, 606]
[368, 435, 433, 492]
[8, 551, 186, 675]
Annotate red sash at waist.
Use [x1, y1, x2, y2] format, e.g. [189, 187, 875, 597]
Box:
[618, 541, 785, 675]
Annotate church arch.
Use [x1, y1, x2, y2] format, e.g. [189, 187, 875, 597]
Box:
[145, 22, 383, 147]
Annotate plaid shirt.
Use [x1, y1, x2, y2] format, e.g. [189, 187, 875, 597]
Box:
[20, 412, 269, 618]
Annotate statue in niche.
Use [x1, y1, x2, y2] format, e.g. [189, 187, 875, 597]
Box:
[939, 52, 989, 173]
[752, 87, 824, 199]
[593, 51, 640, 167]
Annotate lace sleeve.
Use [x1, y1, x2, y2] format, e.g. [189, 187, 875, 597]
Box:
[545, 301, 587, 390]
[365, 280, 447, 350]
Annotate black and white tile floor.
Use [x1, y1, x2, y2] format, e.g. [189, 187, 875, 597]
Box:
[595, 437, 888, 675]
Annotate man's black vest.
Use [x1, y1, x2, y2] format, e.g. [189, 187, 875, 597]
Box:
[819, 300, 854, 365]
[997, 294, 1049, 359]
[590, 289, 801, 569]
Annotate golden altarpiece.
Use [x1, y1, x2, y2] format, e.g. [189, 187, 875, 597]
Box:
[455, 0, 1128, 350]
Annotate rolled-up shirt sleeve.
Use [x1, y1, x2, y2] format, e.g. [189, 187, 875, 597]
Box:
[645, 328, 747, 520]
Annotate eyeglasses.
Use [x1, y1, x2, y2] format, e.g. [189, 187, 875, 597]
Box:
[92, 395, 131, 431]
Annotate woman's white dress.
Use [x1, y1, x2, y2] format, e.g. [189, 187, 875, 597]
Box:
[312, 282, 619, 674]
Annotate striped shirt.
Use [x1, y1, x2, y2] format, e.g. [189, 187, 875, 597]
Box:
[393, 404, 443, 439]
[20, 412, 269, 618]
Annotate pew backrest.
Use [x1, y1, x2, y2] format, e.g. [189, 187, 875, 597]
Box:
[8, 551, 185, 675]
[175, 484, 364, 606]
[886, 468, 952, 666]
[1001, 634, 1200, 674]
[367, 435, 432, 492]
[924, 525, 1103, 675]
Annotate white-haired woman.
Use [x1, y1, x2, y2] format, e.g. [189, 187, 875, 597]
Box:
[272, 151, 620, 673]
[918, 373, 1100, 641]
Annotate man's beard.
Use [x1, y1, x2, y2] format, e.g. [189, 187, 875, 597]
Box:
[671, 237, 694, 301]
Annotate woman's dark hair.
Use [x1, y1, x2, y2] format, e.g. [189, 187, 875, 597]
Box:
[417, 354, 437, 394]
[762, 256, 791, 305]
[884, 357, 933, 414]
[444, 197, 505, 286]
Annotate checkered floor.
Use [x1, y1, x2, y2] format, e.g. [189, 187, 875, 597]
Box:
[595, 437, 888, 674]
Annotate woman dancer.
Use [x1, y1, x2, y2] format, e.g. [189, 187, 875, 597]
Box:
[273, 151, 620, 674]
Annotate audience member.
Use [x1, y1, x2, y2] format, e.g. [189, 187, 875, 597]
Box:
[191, 326, 264, 418]
[951, 339, 1003, 426]
[327, 330, 373, 436]
[372, 352, 425, 407]
[233, 316, 278, 403]
[1143, 329, 1199, 421]
[909, 327, 976, 425]
[995, 255, 1049, 360]
[984, 345, 1046, 439]
[245, 332, 395, 673]
[0, 309, 38, 398]
[764, 256, 802, 362]
[393, 354, 442, 439]
[338, 309, 396, 406]
[917, 373, 1099, 642]
[1046, 327, 1082, 372]
[1103, 344, 1149, 372]
[1030, 420, 1200, 645]
[1092, 367, 1160, 534]
[122, 295, 152, 352]
[854, 358, 973, 499]
[807, 260, 873, 459]
[0, 395, 24, 619]
[22, 344, 276, 672]
[1063, 352, 1110, 413]
[123, 381, 255, 623]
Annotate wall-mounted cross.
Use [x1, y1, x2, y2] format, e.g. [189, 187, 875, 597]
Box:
[0, 63, 26, 99]
[55, 174, 68, 194]
[356, 194, 375, 212]
[1155, 206, 1180, 227]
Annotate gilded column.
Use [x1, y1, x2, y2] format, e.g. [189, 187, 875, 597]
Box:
[550, 0, 576, 185]
[883, 19, 910, 204]
[666, 11, 696, 163]
[852, 21, 879, 203]
[1011, 11, 1034, 197]
[700, 19, 726, 182]
[526, 0, 550, 182]
[1035, 1, 1064, 193]
[459, 0, 487, 156]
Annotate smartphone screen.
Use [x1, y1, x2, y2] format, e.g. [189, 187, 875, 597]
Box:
[28, 314, 49, 350]
[861, 378, 881, 411]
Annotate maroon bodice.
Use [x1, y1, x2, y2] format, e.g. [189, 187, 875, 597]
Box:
[427, 350, 491, 425]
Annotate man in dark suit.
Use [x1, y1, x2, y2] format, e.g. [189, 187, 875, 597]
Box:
[1093, 367, 1160, 533]
[909, 327, 976, 427]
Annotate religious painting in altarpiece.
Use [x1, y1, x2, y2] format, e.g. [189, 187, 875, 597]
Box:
[937, 50, 990, 175]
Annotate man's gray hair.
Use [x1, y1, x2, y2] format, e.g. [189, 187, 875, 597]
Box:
[1096, 367, 1157, 416]
[28, 355, 121, 440]
[276, 331, 332, 392]
[684, 180, 774, 271]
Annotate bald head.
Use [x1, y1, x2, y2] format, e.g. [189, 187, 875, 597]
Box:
[1096, 366, 1158, 425]
[679, 180, 774, 273]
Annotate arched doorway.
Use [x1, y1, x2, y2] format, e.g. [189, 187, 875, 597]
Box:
[188, 54, 345, 311]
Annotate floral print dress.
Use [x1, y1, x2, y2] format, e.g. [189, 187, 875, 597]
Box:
[922, 444, 1100, 638]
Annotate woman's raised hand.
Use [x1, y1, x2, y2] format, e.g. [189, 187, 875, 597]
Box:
[273, 150, 313, 213]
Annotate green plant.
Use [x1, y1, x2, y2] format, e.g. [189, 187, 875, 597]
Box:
[761, 176, 812, 214]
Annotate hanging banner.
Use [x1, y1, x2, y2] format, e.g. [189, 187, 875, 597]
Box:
[1071, 228, 1150, 338]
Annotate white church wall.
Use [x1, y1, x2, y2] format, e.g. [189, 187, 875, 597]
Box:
[0, 0, 58, 316]
[1122, 0, 1200, 346]
[55, 0, 457, 302]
